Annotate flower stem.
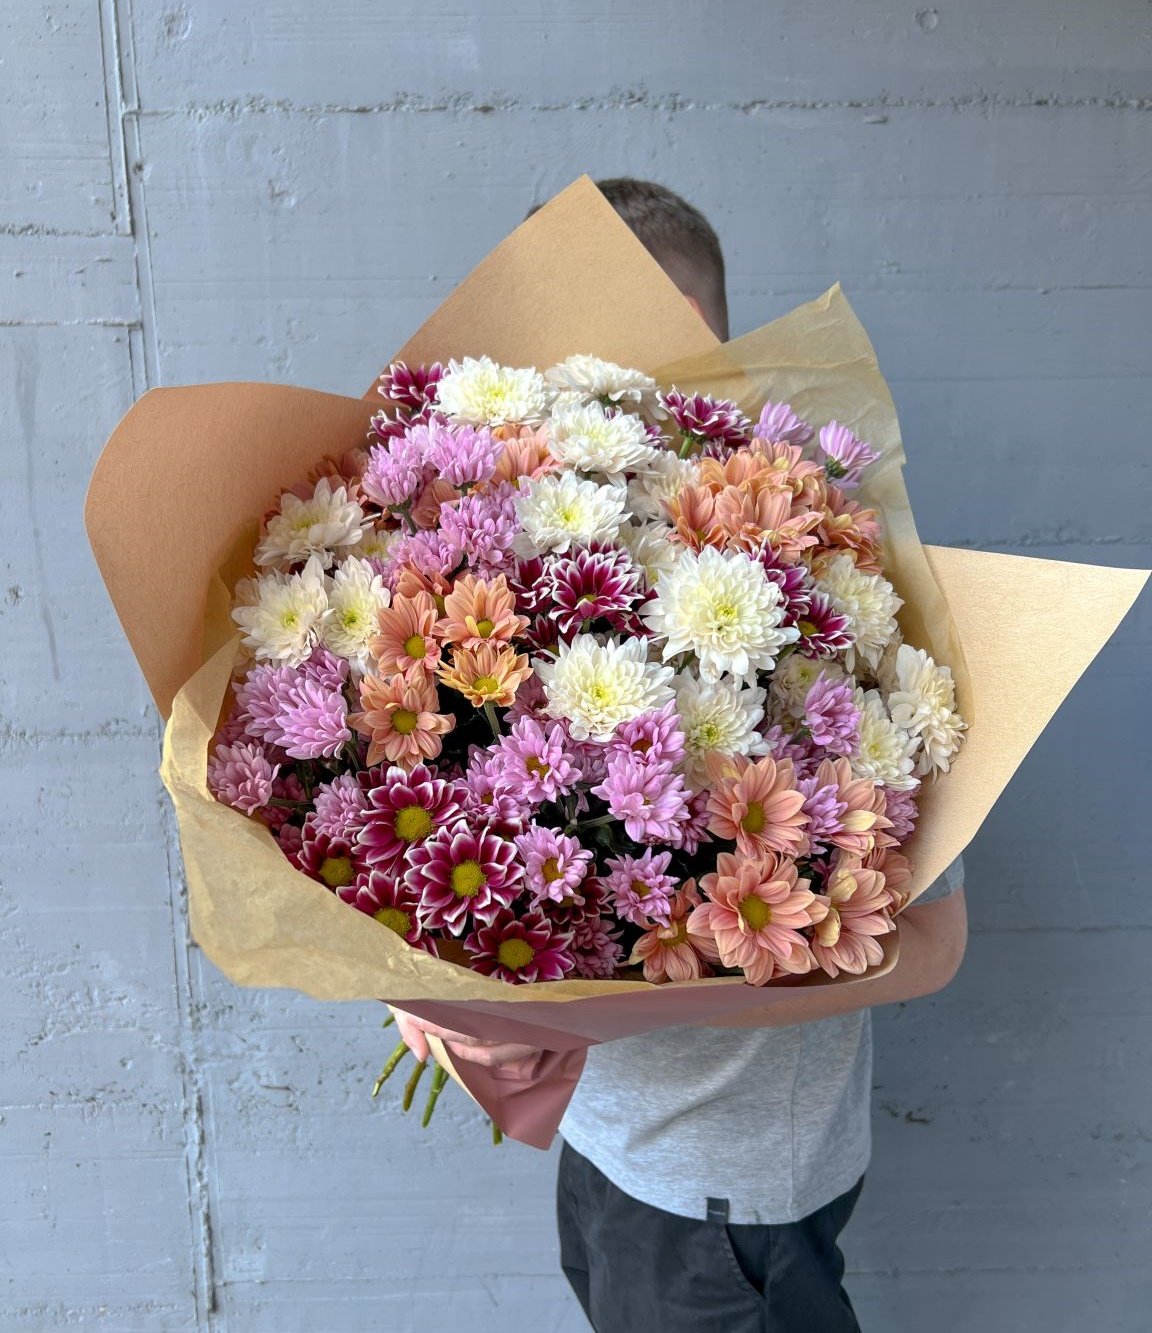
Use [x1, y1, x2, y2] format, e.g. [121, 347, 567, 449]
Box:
[422, 1064, 449, 1128]
[490, 1120, 504, 1147]
[401, 1058, 428, 1111]
[482, 701, 502, 740]
[371, 1041, 410, 1098]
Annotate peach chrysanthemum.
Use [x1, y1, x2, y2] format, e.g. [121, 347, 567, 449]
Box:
[435, 573, 528, 649]
[630, 880, 713, 984]
[411, 476, 460, 529]
[687, 851, 824, 986]
[713, 485, 822, 560]
[371, 590, 442, 675]
[490, 425, 558, 486]
[811, 860, 895, 977]
[860, 844, 913, 913]
[704, 754, 809, 858]
[813, 489, 883, 574]
[394, 564, 454, 616]
[750, 439, 825, 502]
[437, 642, 533, 708]
[812, 756, 895, 858]
[350, 668, 453, 769]
[666, 485, 725, 552]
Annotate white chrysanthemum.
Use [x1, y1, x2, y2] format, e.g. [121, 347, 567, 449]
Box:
[617, 522, 680, 591]
[813, 553, 903, 672]
[851, 688, 919, 791]
[255, 477, 368, 570]
[674, 671, 770, 786]
[536, 636, 675, 742]
[886, 644, 967, 777]
[435, 355, 548, 425]
[232, 555, 331, 667]
[514, 471, 629, 555]
[769, 653, 847, 719]
[643, 545, 799, 683]
[544, 354, 659, 411]
[546, 400, 659, 482]
[323, 556, 391, 673]
[355, 526, 397, 564]
[626, 453, 700, 522]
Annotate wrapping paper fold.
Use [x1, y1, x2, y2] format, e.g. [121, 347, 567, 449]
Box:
[86, 176, 1150, 1146]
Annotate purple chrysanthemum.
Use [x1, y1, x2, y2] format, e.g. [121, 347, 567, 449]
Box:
[342, 867, 436, 952]
[290, 815, 370, 891]
[381, 529, 463, 589]
[569, 916, 625, 979]
[660, 388, 752, 449]
[797, 773, 850, 850]
[415, 419, 501, 488]
[459, 756, 529, 837]
[763, 724, 821, 781]
[603, 849, 677, 928]
[275, 822, 304, 858]
[794, 592, 855, 659]
[610, 700, 686, 768]
[361, 431, 431, 510]
[408, 820, 524, 936]
[464, 908, 575, 984]
[677, 789, 714, 856]
[356, 764, 465, 870]
[311, 773, 371, 840]
[515, 825, 593, 904]
[753, 399, 814, 447]
[377, 361, 444, 415]
[818, 421, 880, 490]
[488, 716, 582, 806]
[505, 671, 550, 724]
[208, 740, 279, 815]
[545, 544, 642, 638]
[802, 675, 860, 757]
[881, 783, 920, 842]
[591, 751, 692, 845]
[436, 482, 520, 577]
[268, 674, 351, 760]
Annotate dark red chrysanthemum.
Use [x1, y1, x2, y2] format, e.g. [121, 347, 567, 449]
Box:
[407, 820, 524, 936]
[755, 544, 815, 625]
[546, 545, 643, 638]
[341, 867, 438, 953]
[464, 907, 575, 984]
[291, 815, 371, 891]
[356, 764, 465, 870]
[377, 361, 444, 414]
[660, 388, 752, 449]
[793, 592, 854, 659]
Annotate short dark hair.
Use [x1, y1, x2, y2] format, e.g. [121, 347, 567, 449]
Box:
[529, 178, 729, 339]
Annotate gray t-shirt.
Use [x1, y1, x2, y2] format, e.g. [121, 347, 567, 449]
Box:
[559, 855, 966, 1224]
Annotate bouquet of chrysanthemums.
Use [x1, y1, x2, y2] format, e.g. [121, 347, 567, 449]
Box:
[87, 177, 1147, 1147]
[210, 354, 966, 1000]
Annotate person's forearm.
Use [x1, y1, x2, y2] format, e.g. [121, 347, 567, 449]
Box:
[694, 890, 967, 1030]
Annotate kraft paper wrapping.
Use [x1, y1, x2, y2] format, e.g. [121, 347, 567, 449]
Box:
[88, 177, 1149, 1145]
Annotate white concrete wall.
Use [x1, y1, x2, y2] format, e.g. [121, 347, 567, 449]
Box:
[2, 2, 1150, 1329]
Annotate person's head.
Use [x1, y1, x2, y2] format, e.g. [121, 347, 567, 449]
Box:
[529, 178, 729, 341]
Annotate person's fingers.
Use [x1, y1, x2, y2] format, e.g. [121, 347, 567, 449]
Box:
[391, 1009, 430, 1063]
[444, 1039, 543, 1070]
[392, 1014, 512, 1051]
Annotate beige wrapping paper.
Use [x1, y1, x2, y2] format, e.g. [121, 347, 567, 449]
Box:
[87, 176, 1149, 1140]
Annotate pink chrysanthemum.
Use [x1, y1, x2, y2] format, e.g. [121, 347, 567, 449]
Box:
[753, 400, 814, 447]
[810, 757, 895, 858]
[591, 752, 693, 846]
[415, 419, 501, 488]
[377, 361, 444, 415]
[407, 819, 523, 935]
[603, 849, 677, 928]
[609, 700, 686, 768]
[515, 825, 594, 904]
[796, 773, 849, 851]
[464, 908, 575, 984]
[763, 723, 821, 779]
[356, 763, 464, 870]
[269, 675, 351, 760]
[545, 545, 642, 638]
[458, 751, 530, 835]
[311, 773, 371, 840]
[818, 421, 880, 490]
[488, 717, 582, 806]
[793, 592, 854, 659]
[705, 754, 809, 858]
[688, 851, 824, 986]
[880, 783, 920, 842]
[438, 483, 521, 577]
[290, 816, 370, 892]
[382, 530, 463, 588]
[631, 880, 712, 983]
[811, 861, 894, 976]
[361, 432, 429, 510]
[802, 674, 860, 757]
[342, 868, 436, 953]
[661, 389, 752, 449]
[569, 916, 625, 979]
[505, 670, 550, 724]
[275, 822, 304, 857]
[208, 740, 279, 815]
[677, 789, 715, 856]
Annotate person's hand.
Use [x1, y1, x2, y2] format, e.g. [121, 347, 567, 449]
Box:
[390, 1007, 545, 1078]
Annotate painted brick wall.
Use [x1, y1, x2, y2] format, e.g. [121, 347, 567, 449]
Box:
[2, 3, 1149, 1329]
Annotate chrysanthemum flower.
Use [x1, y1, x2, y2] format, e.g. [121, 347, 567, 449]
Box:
[311, 773, 371, 841]
[610, 700, 687, 768]
[755, 545, 814, 620]
[322, 556, 391, 672]
[661, 389, 751, 449]
[753, 400, 814, 447]
[592, 751, 692, 845]
[413, 418, 501, 488]
[255, 477, 369, 571]
[886, 644, 967, 777]
[802, 674, 860, 757]
[268, 674, 351, 760]
[350, 669, 453, 769]
[626, 454, 700, 523]
[665, 485, 725, 552]
[812, 552, 902, 673]
[232, 554, 331, 667]
[437, 642, 533, 708]
[619, 521, 684, 589]
[361, 432, 429, 511]
[546, 400, 658, 481]
[713, 487, 822, 562]
[490, 424, 557, 486]
[704, 754, 809, 858]
[631, 880, 712, 983]
[435, 355, 548, 426]
[515, 471, 629, 556]
[290, 816, 369, 892]
[792, 592, 855, 660]
[673, 672, 769, 787]
[815, 489, 884, 574]
[407, 820, 523, 935]
[343, 868, 436, 953]
[411, 475, 460, 529]
[377, 361, 444, 414]
[457, 755, 528, 836]
[436, 573, 528, 649]
[688, 851, 823, 986]
[851, 689, 919, 791]
[356, 764, 464, 870]
[860, 844, 913, 913]
[880, 783, 920, 842]
[644, 545, 799, 683]
[464, 908, 575, 983]
[811, 861, 894, 976]
[536, 634, 674, 742]
[438, 483, 522, 577]
[569, 916, 626, 979]
[515, 825, 593, 904]
[370, 590, 442, 676]
[810, 757, 895, 858]
[603, 849, 678, 927]
[817, 421, 880, 490]
[489, 716, 582, 806]
[546, 544, 643, 638]
[207, 740, 279, 815]
[544, 354, 659, 411]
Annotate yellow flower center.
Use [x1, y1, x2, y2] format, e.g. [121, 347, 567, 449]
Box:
[281, 610, 299, 628]
[713, 599, 738, 625]
[741, 800, 766, 835]
[739, 896, 772, 930]
[450, 860, 487, 898]
[403, 633, 426, 659]
[526, 756, 551, 778]
[497, 938, 536, 971]
[662, 919, 688, 948]
[394, 805, 433, 842]
[631, 878, 651, 898]
[318, 855, 355, 889]
[697, 723, 721, 747]
[472, 675, 500, 695]
[541, 857, 563, 883]
[474, 617, 496, 638]
[797, 619, 817, 638]
[391, 707, 419, 735]
[373, 906, 411, 936]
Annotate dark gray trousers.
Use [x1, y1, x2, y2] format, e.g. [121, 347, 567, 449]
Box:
[557, 1142, 864, 1333]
